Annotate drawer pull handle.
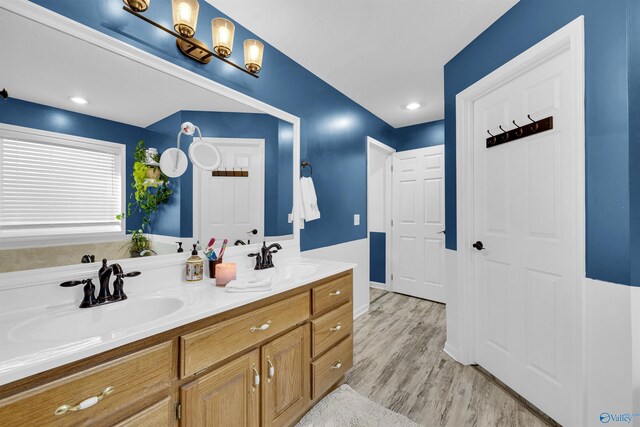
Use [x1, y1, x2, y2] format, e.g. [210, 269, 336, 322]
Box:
[330, 360, 343, 370]
[329, 323, 342, 332]
[252, 364, 260, 389]
[329, 290, 342, 296]
[54, 386, 114, 416]
[267, 356, 275, 382]
[250, 320, 271, 332]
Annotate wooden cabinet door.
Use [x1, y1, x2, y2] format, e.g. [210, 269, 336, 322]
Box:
[261, 325, 310, 427]
[180, 350, 260, 427]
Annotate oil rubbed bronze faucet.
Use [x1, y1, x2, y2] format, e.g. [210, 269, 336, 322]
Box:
[60, 259, 141, 308]
[248, 241, 282, 270]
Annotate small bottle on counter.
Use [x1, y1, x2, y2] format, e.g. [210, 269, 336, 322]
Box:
[186, 244, 203, 282]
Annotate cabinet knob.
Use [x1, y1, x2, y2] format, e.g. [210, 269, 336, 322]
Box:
[329, 290, 341, 296]
[330, 360, 342, 370]
[250, 320, 271, 332]
[329, 323, 342, 332]
[55, 386, 114, 416]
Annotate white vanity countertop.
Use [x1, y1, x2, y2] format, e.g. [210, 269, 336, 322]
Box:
[0, 257, 355, 387]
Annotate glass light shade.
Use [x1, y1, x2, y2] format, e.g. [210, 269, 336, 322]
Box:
[211, 18, 235, 58]
[123, 0, 150, 12]
[172, 0, 199, 38]
[243, 39, 264, 74]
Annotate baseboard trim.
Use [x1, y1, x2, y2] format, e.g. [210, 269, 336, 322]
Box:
[443, 341, 460, 362]
[369, 282, 386, 290]
[354, 304, 369, 319]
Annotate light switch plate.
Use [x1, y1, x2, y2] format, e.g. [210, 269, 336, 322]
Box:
[288, 213, 293, 224]
[354, 214, 360, 226]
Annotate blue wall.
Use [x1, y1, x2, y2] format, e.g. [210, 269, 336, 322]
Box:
[444, 0, 634, 286]
[147, 111, 293, 238]
[629, 0, 640, 286]
[395, 120, 444, 152]
[28, 0, 396, 252]
[369, 232, 386, 284]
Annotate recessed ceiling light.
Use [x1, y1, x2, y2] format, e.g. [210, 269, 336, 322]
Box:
[70, 97, 89, 105]
[405, 102, 421, 110]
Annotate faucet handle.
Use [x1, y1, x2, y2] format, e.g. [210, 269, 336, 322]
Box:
[60, 279, 89, 287]
[117, 271, 141, 278]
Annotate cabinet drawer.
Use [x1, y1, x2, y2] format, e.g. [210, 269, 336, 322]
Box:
[181, 293, 310, 378]
[311, 302, 352, 357]
[0, 342, 173, 427]
[113, 396, 173, 427]
[311, 273, 352, 315]
[311, 335, 353, 399]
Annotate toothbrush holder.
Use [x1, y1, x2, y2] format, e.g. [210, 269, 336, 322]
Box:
[209, 258, 223, 279]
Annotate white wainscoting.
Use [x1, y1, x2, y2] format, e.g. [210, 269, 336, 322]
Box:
[445, 248, 640, 426]
[303, 238, 369, 319]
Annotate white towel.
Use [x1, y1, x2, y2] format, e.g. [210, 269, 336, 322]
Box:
[300, 177, 321, 222]
[225, 277, 272, 293]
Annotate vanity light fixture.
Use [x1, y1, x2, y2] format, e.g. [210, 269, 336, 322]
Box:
[405, 102, 421, 110]
[70, 97, 89, 105]
[122, 0, 263, 78]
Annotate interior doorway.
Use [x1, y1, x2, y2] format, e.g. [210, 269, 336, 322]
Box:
[367, 137, 394, 291]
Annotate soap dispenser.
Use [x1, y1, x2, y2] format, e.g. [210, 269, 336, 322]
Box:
[186, 244, 203, 282]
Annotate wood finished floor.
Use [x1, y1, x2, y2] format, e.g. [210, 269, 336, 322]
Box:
[344, 289, 551, 427]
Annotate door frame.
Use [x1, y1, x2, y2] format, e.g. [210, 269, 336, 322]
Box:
[454, 16, 585, 425]
[193, 138, 265, 244]
[366, 136, 395, 291]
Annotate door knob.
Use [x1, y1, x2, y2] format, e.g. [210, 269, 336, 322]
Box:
[472, 241, 485, 251]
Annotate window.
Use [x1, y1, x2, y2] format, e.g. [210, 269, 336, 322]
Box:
[0, 125, 125, 246]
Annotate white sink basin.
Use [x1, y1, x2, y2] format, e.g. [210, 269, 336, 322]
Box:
[250, 262, 320, 287]
[10, 297, 184, 342]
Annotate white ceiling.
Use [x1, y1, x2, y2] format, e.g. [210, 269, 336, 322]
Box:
[0, 10, 261, 128]
[209, 0, 517, 128]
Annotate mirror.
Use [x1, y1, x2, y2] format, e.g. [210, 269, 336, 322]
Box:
[0, 9, 295, 273]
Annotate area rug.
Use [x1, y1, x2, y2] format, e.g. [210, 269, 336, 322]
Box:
[296, 385, 422, 427]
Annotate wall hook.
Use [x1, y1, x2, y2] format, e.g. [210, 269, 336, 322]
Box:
[499, 125, 509, 141]
[486, 130, 497, 146]
[527, 114, 539, 132]
[512, 120, 523, 137]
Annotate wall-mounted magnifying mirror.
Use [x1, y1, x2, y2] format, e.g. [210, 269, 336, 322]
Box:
[0, 8, 296, 273]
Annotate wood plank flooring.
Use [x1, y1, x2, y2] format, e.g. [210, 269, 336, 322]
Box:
[344, 289, 551, 427]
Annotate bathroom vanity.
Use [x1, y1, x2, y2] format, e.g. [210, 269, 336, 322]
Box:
[0, 264, 354, 426]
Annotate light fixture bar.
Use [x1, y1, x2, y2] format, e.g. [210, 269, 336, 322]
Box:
[122, 5, 259, 78]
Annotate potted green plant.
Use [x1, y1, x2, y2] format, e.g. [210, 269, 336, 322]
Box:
[126, 229, 151, 257]
[117, 140, 173, 256]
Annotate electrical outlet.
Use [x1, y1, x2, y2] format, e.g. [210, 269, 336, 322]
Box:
[354, 214, 360, 226]
[288, 213, 293, 224]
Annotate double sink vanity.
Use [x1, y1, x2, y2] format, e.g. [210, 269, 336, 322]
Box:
[0, 255, 355, 426]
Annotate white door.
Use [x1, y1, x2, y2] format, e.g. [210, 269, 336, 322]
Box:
[197, 138, 264, 245]
[391, 146, 445, 302]
[473, 46, 578, 426]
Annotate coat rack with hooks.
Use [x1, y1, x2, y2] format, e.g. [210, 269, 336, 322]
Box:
[486, 115, 553, 148]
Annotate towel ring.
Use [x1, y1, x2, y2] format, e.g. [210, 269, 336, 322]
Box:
[301, 160, 313, 177]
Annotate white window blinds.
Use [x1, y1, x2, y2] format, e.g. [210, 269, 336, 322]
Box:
[0, 128, 125, 239]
